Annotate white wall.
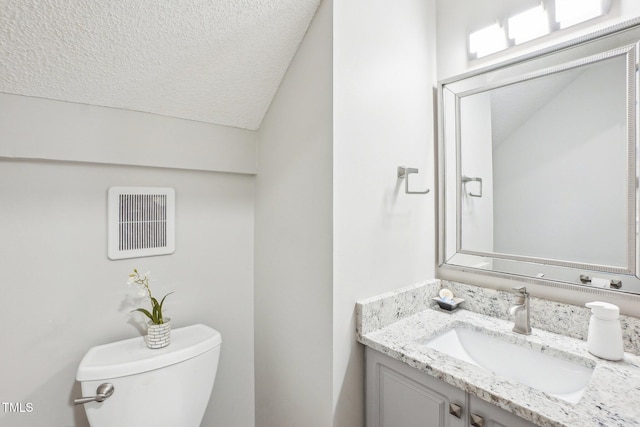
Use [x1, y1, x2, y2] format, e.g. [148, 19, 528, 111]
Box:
[254, 0, 333, 425]
[255, 1, 437, 426]
[0, 98, 256, 427]
[0, 93, 257, 174]
[333, 0, 437, 425]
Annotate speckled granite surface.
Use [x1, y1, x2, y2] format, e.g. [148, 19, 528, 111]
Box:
[356, 280, 640, 427]
[356, 279, 441, 336]
[357, 279, 640, 355]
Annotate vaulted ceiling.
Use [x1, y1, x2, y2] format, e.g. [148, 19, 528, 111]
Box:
[0, 0, 321, 130]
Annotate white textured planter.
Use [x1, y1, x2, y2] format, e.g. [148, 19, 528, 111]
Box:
[145, 318, 171, 349]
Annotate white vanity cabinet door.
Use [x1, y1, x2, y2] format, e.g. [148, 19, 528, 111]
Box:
[366, 348, 466, 427]
[366, 348, 540, 427]
[467, 395, 538, 427]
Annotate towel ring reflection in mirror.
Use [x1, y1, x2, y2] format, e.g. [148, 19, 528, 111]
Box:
[462, 175, 483, 197]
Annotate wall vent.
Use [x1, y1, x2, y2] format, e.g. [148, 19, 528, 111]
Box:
[107, 187, 175, 260]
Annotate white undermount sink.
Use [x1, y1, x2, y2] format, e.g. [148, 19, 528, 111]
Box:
[423, 326, 594, 404]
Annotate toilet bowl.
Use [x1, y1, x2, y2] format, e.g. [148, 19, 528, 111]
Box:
[76, 324, 221, 427]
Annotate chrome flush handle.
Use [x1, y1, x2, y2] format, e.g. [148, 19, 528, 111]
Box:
[73, 383, 115, 405]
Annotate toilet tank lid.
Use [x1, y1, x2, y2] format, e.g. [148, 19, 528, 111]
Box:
[76, 324, 222, 382]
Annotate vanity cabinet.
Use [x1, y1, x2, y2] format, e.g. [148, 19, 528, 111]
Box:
[366, 348, 537, 427]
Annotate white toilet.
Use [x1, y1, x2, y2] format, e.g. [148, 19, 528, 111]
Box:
[75, 324, 221, 427]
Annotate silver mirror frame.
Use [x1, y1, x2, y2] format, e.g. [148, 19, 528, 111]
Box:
[437, 18, 640, 295]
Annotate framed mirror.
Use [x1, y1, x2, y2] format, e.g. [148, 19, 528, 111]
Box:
[438, 21, 640, 294]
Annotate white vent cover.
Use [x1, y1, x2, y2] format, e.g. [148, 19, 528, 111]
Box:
[108, 187, 175, 260]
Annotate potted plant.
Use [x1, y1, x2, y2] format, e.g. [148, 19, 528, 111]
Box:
[128, 269, 173, 349]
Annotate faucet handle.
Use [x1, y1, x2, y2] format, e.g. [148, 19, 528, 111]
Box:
[512, 286, 528, 296]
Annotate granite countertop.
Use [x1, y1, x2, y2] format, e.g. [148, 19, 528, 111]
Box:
[356, 280, 640, 427]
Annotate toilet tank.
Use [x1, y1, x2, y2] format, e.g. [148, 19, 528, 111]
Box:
[76, 324, 222, 427]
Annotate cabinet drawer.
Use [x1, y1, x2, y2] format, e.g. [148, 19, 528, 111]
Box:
[468, 395, 538, 427]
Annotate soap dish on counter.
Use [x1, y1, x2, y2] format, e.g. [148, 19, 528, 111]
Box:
[432, 297, 464, 311]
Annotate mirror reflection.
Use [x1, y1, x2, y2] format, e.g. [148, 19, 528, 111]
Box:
[460, 55, 627, 267]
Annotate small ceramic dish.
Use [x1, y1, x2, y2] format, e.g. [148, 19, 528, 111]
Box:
[432, 297, 464, 311]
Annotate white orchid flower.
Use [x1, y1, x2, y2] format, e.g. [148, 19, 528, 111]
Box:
[127, 268, 172, 325]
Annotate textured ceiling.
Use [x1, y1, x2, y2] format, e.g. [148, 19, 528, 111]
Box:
[0, 0, 321, 130]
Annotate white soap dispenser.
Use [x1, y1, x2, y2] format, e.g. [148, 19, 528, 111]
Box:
[585, 301, 624, 361]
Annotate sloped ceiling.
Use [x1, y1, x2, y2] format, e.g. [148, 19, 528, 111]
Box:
[0, 0, 321, 130]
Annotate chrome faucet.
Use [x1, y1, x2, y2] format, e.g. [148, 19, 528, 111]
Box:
[508, 286, 531, 335]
